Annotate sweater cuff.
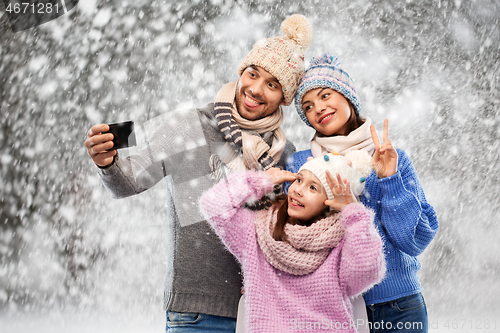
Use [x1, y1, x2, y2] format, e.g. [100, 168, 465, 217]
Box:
[341, 202, 370, 227]
[376, 171, 406, 198]
[250, 171, 275, 196]
[96, 155, 120, 176]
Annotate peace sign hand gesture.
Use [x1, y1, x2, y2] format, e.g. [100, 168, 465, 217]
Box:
[370, 119, 398, 179]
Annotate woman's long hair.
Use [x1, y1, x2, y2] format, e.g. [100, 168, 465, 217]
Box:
[341, 101, 365, 136]
[271, 194, 331, 242]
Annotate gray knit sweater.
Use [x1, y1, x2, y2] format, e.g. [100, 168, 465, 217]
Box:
[97, 103, 295, 318]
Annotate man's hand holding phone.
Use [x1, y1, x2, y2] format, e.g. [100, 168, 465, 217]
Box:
[85, 124, 117, 167]
[85, 121, 136, 167]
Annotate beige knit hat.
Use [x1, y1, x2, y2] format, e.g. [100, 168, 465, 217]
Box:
[237, 14, 312, 106]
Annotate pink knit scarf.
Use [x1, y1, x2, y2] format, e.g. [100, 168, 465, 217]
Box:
[255, 206, 345, 276]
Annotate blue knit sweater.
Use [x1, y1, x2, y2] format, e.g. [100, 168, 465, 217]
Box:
[285, 148, 439, 305]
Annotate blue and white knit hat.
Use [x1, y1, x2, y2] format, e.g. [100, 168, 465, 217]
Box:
[294, 54, 361, 127]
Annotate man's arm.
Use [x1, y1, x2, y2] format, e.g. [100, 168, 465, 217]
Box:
[85, 108, 212, 199]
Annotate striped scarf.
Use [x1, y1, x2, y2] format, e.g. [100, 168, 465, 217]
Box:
[213, 82, 286, 172]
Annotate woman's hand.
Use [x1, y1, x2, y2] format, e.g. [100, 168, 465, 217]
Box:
[324, 170, 357, 211]
[370, 119, 398, 179]
[265, 167, 296, 185]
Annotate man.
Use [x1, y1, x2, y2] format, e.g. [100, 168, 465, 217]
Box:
[85, 14, 311, 332]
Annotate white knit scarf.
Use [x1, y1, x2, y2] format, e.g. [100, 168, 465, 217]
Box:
[310, 117, 375, 157]
[214, 82, 287, 172]
[255, 206, 345, 276]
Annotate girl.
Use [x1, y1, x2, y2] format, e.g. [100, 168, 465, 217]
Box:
[287, 54, 439, 332]
[200, 151, 385, 333]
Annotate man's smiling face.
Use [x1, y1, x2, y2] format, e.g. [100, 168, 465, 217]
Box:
[235, 66, 285, 121]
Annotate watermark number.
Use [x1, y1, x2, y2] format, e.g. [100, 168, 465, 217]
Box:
[6, 2, 61, 14]
[2, 0, 79, 32]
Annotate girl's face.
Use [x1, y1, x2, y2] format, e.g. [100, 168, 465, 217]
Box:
[302, 87, 351, 136]
[287, 170, 328, 221]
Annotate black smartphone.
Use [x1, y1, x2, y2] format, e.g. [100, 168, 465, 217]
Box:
[105, 121, 137, 150]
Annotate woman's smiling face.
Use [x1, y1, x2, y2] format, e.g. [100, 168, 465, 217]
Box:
[302, 87, 352, 136]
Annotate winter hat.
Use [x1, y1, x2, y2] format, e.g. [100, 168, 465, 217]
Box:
[295, 54, 361, 127]
[298, 150, 372, 201]
[237, 14, 312, 106]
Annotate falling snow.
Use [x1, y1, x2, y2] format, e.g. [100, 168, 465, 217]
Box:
[1, 0, 499, 332]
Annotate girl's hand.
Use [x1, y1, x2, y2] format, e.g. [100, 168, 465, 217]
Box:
[324, 170, 357, 211]
[265, 167, 296, 185]
[370, 119, 398, 179]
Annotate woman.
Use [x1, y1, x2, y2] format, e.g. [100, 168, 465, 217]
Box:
[286, 54, 439, 333]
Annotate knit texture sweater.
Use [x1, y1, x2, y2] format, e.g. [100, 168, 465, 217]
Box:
[286, 148, 439, 305]
[200, 171, 385, 332]
[97, 104, 295, 318]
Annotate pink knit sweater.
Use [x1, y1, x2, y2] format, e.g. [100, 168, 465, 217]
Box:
[200, 172, 385, 333]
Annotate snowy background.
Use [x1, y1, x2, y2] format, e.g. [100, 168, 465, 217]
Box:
[1, 0, 499, 332]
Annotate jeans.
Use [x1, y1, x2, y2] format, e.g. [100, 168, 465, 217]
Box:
[365, 293, 428, 333]
[166, 311, 236, 333]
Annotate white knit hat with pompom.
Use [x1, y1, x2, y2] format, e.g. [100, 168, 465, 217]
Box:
[238, 14, 312, 105]
[299, 150, 372, 201]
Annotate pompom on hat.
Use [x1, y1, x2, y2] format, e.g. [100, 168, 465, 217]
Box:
[294, 53, 362, 127]
[238, 14, 312, 106]
[298, 150, 372, 201]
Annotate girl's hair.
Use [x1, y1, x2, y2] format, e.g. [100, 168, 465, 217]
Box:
[271, 194, 332, 242]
